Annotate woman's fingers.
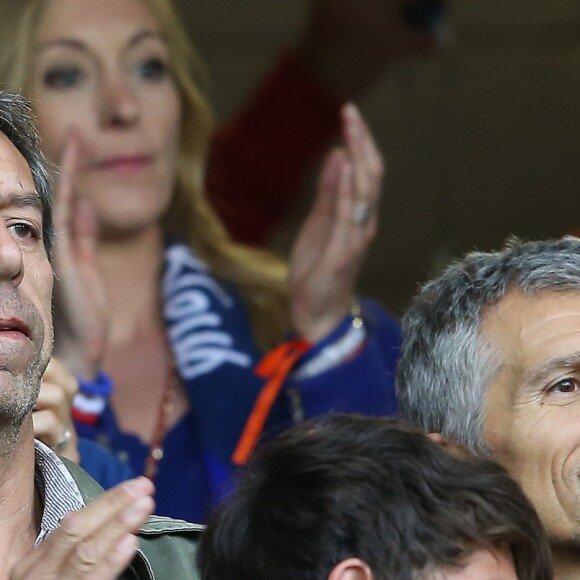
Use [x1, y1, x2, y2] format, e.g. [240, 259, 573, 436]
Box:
[32, 408, 79, 462]
[71, 196, 100, 263]
[32, 408, 66, 444]
[42, 358, 79, 401]
[54, 130, 82, 232]
[340, 104, 383, 250]
[51, 132, 109, 379]
[35, 359, 80, 461]
[37, 362, 78, 428]
[313, 148, 347, 217]
[289, 106, 386, 342]
[342, 103, 384, 210]
[290, 149, 346, 282]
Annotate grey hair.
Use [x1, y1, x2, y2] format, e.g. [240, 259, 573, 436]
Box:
[0, 91, 53, 257]
[397, 236, 580, 455]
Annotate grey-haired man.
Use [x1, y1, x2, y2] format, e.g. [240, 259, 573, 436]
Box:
[397, 237, 580, 579]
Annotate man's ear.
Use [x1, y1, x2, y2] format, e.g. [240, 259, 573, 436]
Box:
[426, 432, 472, 458]
[328, 558, 373, 580]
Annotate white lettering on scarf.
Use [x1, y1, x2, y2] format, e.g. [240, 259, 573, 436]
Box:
[164, 244, 252, 380]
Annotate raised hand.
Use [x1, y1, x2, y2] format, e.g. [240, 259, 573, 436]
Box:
[52, 131, 108, 381]
[33, 357, 80, 463]
[10, 477, 154, 579]
[289, 104, 383, 342]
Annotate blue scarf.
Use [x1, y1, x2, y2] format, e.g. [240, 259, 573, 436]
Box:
[162, 241, 268, 499]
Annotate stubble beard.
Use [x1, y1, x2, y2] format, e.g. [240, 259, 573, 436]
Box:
[0, 297, 52, 453]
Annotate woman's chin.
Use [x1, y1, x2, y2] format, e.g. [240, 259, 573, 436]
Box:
[88, 191, 172, 241]
[97, 215, 165, 243]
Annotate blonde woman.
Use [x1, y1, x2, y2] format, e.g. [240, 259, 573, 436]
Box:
[0, 0, 401, 521]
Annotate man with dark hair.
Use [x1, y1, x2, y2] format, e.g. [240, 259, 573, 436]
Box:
[0, 91, 201, 579]
[198, 414, 551, 580]
[397, 236, 580, 579]
[0, 93, 55, 257]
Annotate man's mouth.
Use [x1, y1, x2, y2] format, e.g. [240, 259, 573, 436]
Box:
[0, 317, 31, 340]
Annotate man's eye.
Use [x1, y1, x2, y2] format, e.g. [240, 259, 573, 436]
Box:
[9, 223, 39, 240]
[43, 67, 83, 89]
[549, 378, 580, 394]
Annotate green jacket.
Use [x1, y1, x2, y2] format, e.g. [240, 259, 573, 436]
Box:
[64, 460, 203, 579]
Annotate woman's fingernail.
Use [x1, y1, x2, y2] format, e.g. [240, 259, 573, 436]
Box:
[345, 102, 359, 120]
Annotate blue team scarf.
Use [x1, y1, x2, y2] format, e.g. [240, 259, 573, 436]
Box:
[162, 242, 268, 497]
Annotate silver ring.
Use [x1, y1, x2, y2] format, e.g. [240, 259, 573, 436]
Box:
[351, 202, 371, 226]
[54, 428, 72, 452]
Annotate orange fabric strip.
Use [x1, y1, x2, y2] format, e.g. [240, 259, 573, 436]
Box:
[232, 339, 312, 466]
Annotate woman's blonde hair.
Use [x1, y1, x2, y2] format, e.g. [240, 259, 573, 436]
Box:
[0, 0, 290, 349]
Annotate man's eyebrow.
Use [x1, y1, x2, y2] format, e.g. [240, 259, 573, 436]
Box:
[0, 192, 43, 213]
[525, 353, 580, 386]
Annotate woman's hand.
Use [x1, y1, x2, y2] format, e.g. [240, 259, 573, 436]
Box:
[52, 131, 109, 381]
[34, 357, 80, 463]
[289, 104, 384, 342]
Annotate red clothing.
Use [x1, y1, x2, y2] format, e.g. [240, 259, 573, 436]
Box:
[207, 51, 343, 246]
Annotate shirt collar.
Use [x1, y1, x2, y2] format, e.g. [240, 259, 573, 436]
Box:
[33, 440, 85, 546]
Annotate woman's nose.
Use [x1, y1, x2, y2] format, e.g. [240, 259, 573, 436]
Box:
[0, 225, 24, 287]
[98, 79, 140, 129]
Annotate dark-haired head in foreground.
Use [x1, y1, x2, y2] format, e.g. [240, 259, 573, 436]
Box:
[198, 414, 551, 580]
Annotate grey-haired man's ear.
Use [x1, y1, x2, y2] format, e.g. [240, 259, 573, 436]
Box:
[426, 432, 473, 459]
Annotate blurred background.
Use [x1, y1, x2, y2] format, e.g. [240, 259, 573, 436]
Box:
[177, 0, 580, 315]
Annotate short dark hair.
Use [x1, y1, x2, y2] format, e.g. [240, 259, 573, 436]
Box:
[198, 414, 552, 580]
[0, 92, 54, 256]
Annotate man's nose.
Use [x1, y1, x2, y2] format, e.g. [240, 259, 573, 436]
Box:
[0, 225, 24, 286]
[98, 77, 140, 128]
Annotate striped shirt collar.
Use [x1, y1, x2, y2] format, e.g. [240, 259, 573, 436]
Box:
[33, 440, 85, 546]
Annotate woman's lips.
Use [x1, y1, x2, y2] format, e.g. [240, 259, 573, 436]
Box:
[92, 155, 154, 175]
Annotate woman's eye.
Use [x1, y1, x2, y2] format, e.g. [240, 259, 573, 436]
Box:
[9, 223, 39, 241]
[135, 58, 168, 81]
[43, 67, 83, 89]
[549, 378, 579, 394]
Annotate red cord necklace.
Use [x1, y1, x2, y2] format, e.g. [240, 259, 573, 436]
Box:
[143, 366, 178, 481]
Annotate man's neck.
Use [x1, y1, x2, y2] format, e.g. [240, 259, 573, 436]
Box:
[0, 418, 40, 579]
